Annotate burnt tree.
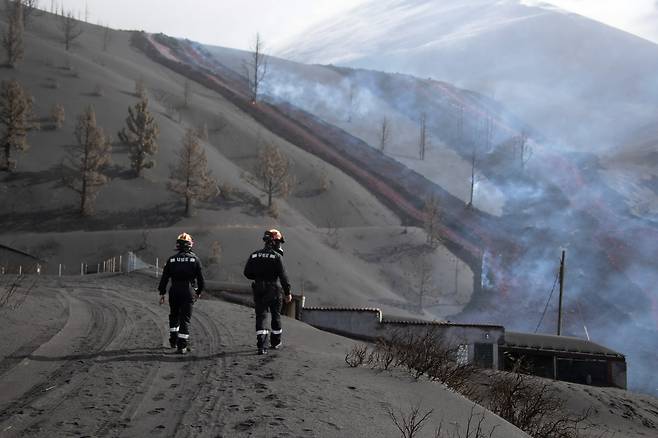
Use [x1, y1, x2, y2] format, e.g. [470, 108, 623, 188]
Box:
[118, 96, 159, 177]
[2, 0, 23, 67]
[168, 128, 217, 217]
[243, 33, 267, 103]
[63, 105, 112, 216]
[0, 79, 32, 170]
[252, 142, 293, 208]
[58, 10, 83, 51]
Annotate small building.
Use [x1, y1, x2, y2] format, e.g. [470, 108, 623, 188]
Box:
[202, 286, 628, 390]
[300, 306, 504, 369]
[500, 331, 626, 389]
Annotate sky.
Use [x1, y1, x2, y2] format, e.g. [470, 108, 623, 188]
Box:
[49, 0, 658, 50]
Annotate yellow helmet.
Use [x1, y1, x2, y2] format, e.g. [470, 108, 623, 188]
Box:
[176, 232, 193, 249]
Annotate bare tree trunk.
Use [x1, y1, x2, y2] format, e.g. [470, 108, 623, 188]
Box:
[468, 150, 476, 207]
[419, 113, 427, 160]
[185, 195, 192, 217]
[267, 178, 273, 207]
[245, 33, 267, 103]
[3, 143, 9, 169]
[379, 117, 389, 153]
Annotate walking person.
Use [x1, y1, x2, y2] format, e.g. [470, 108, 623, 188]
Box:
[244, 229, 292, 355]
[158, 232, 205, 354]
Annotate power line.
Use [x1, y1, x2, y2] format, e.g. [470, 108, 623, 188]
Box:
[535, 269, 560, 333]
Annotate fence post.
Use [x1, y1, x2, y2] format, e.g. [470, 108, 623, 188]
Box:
[155, 257, 159, 278]
[119, 255, 122, 273]
[58, 264, 62, 277]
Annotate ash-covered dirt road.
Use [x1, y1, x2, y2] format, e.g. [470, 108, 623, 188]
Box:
[0, 273, 529, 438]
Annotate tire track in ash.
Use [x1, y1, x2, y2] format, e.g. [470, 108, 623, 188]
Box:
[0, 288, 69, 379]
[122, 300, 232, 438]
[180, 304, 293, 438]
[0, 281, 124, 437]
[15, 278, 170, 437]
[68, 284, 161, 437]
[174, 304, 240, 437]
[115, 283, 241, 438]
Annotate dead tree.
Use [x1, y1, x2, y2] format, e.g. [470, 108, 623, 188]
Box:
[51, 103, 64, 129]
[410, 258, 440, 312]
[2, 0, 24, 68]
[347, 82, 356, 123]
[134, 77, 146, 99]
[251, 141, 293, 208]
[118, 96, 159, 177]
[516, 131, 531, 170]
[58, 10, 83, 51]
[244, 33, 267, 103]
[63, 105, 112, 216]
[183, 79, 191, 108]
[102, 24, 111, 51]
[468, 149, 476, 208]
[167, 128, 217, 217]
[14, 0, 38, 28]
[379, 117, 389, 153]
[0, 79, 32, 171]
[208, 240, 222, 265]
[423, 195, 441, 247]
[419, 113, 428, 160]
[468, 116, 492, 208]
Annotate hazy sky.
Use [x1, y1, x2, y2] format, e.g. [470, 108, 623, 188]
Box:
[53, 0, 658, 50]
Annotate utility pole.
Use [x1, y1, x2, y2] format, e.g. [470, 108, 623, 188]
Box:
[557, 250, 566, 336]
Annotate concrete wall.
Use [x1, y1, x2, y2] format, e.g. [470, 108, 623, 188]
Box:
[301, 308, 382, 340]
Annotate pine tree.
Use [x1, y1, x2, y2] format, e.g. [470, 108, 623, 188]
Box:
[2, 0, 24, 68]
[63, 105, 112, 216]
[168, 128, 217, 217]
[253, 142, 293, 208]
[51, 103, 65, 129]
[0, 79, 32, 171]
[118, 96, 159, 177]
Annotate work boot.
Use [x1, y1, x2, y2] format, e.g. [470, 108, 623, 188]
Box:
[257, 333, 268, 355]
[177, 337, 189, 354]
[270, 333, 281, 350]
[169, 334, 177, 348]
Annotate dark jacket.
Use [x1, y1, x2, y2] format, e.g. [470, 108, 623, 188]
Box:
[158, 250, 205, 296]
[243, 247, 291, 295]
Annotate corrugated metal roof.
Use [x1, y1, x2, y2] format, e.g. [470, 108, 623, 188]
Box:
[504, 331, 624, 358]
[382, 317, 504, 329]
[303, 306, 381, 313]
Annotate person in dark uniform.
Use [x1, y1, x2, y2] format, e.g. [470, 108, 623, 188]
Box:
[243, 229, 292, 355]
[158, 232, 205, 354]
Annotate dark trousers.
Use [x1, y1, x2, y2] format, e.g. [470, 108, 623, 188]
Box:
[169, 290, 193, 347]
[254, 286, 282, 348]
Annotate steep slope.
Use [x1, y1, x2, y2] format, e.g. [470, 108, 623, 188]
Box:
[0, 10, 481, 322]
[277, 0, 658, 152]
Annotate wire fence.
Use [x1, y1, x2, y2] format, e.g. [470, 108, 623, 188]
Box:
[0, 251, 164, 278]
